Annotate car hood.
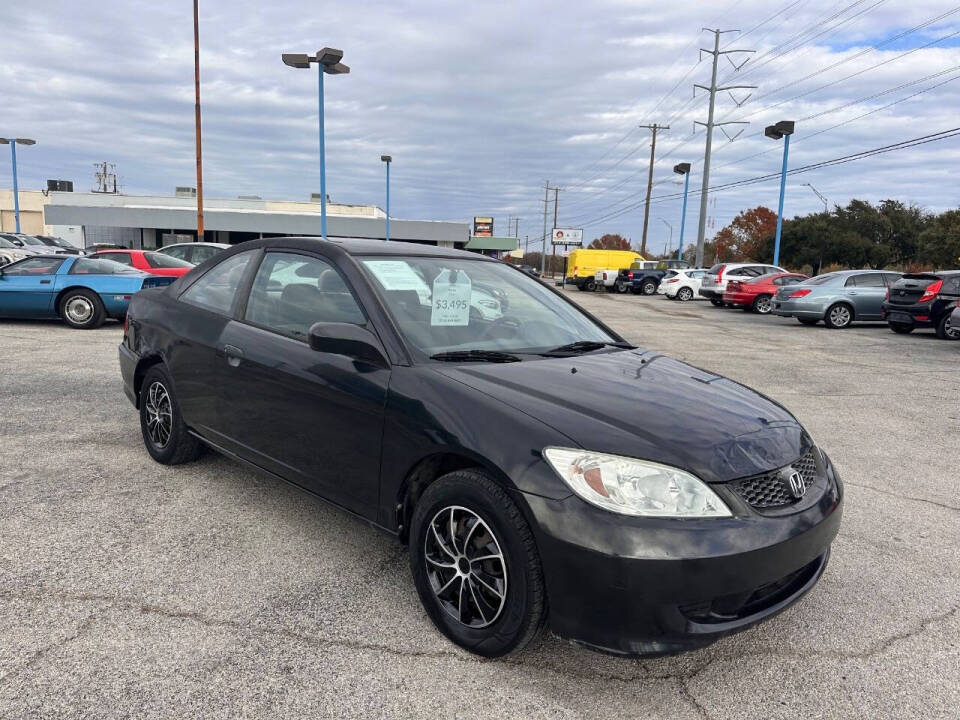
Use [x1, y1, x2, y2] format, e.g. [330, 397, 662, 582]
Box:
[437, 350, 806, 483]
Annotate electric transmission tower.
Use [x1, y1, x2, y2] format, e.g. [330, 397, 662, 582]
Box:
[693, 29, 755, 267]
[92, 162, 119, 193]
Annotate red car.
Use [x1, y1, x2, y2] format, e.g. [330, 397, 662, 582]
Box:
[88, 249, 194, 278]
[723, 272, 809, 314]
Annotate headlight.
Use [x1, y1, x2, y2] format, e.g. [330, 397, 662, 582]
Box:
[543, 447, 731, 518]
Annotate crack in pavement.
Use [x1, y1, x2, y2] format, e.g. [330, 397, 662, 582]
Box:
[843, 480, 960, 512]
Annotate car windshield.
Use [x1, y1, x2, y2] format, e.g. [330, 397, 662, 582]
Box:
[69, 258, 142, 275]
[360, 256, 618, 356]
[15, 235, 46, 246]
[0, 237, 16, 248]
[46, 237, 75, 249]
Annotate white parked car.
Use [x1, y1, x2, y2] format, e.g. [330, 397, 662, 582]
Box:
[658, 268, 710, 301]
[699, 262, 786, 306]
[157, 241, 230, 265]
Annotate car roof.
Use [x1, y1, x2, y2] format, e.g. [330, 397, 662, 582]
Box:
[162, 242, 230, 249]
[230, 236, 495, 261]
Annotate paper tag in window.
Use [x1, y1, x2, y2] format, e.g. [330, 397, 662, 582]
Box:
[431, 269, 471, 326]
[364, 260, 431, 294]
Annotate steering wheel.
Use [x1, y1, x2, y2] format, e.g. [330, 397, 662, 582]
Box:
[478, 315, 526, 342]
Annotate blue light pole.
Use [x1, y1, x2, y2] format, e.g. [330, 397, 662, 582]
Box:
[282, 49, 350, 241]
[673, 163, 691, 262]
[381, 155, 392, 241]
[0, 138, 36, 233]
[765, 121, 795, 267]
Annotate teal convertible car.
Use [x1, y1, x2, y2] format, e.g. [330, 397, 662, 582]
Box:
[0, 255, 176, 329]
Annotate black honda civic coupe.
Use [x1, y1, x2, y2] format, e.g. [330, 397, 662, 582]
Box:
[119, 237, 842, 658]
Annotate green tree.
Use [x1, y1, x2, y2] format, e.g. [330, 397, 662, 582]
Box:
[588, 233, 631, 250]
[918, 209, 960, 269]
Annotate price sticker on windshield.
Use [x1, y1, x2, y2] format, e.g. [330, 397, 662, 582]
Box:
[431, 269, 471, 326]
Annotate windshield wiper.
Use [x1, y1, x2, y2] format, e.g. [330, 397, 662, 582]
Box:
[540, 340, 635, 356]
[430, 349, 522, 363]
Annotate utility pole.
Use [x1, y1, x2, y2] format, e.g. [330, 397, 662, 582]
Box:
[551, 186, 562, 278]
[540, 181, 550, 274]
[694, 29, 755, 267]
[639, 123, 668, 257]
[193, 0, 205, 241]
[803, 183, 828, 213]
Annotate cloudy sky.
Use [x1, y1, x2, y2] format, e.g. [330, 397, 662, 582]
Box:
[2, 0, 959, 252]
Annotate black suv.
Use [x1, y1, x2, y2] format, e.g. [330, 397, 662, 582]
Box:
[882, 271, 960, 340]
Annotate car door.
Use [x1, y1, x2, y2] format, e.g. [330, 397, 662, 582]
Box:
[687, 270, 705, 293]
[169, 249, 260, 433]
[0, 256, 66, 318]
[845, 273, 886, 319]
[214, 249, 389, 516]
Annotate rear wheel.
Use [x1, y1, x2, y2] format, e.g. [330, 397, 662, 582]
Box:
[409, 470, 546, 658]
[641, 280, 657, 296]
[615, 280, 629, 294]
[709, 298, 723, 307]
[752, 294, 773, 314]
[584, 279, 597, 292]
[890, 323, 914, 335]
[139, 365, 202, 465]
[798, 318, 819, 326]
[935, 313, 960, 340]
[59, 289, 105, 330]
[824, 303, 853, 329]
[676, 287, 693, 302]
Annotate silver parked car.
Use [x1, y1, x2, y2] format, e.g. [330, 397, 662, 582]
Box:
[157, 241, 230, 265]
[773, 269, 902, 328]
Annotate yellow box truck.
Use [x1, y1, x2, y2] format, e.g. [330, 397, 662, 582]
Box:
[566, 249, 643, 291]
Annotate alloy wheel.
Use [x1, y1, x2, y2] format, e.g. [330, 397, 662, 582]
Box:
[754, 296, 772, 314]
[945, 316, 960, 339]
[64, 296, 94, 324]
[144, 381, 173, 448]
[424, 506, 507, 629]
[829, 305, 851, 328]
[677, 287, 693, 301]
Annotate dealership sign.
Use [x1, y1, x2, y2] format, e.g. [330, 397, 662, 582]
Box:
[552, 228, 583, 246]
[473, 216, 494, 237]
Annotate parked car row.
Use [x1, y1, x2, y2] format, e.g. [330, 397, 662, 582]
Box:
[0, 242, 233, 329]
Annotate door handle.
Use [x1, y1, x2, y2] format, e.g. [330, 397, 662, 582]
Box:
[40, 279, 51, 284]
[223, 344, 244, 368]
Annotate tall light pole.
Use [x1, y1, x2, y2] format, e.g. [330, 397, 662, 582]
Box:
[659, 218, 673, 257]
[802, 183, 828, 213]
[193, 0, 204, 241]
[282, 48, 350, 240]
[673, 162, 691, 262]
[381, 155, 392, 241]
[0, 138, 36, 233]
[765, 120, 795, 267]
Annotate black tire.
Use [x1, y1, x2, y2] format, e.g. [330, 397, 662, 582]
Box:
[676, 287, 694, 302]
[58, 288, 105, 329]
[409, 469, 546, 658]
[709, 298, 723, 307]
[752, 294, 773, 314]
[889, 323, 914, 334]
[139, 364, 202, 465]
[641, 280, 657, 296]
[935, 313, 960, 340]
[615, 280, 629, 294]
[584, 279, 597, 292]
[798, 318, 819, 326]
[575, 282, 585, 291]
[824, 303, 853, 329]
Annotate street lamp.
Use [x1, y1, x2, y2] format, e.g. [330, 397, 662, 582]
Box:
[380, 155, 392, 242]
[0, 138, 36, 234]
[282, 48, 350, 240]
[673, 162, 691, 262]
[764, 120, 795, 267]
[659, 218, 673, 257]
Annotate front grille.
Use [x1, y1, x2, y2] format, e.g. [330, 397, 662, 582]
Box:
[731, 448, 819, 508]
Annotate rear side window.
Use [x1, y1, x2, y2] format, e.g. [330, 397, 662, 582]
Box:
[180, 251, 254, 315]
[69, 258, 138, 275]
[943, 276, 960, 294]
[1, 257, 65, 275]
[244, 253, 366, 340]
[162, 246, 190, 261]
[145, 252, 193, 269]
[191, 246, 221, 264]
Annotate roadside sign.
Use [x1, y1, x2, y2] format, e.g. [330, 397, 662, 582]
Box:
[552, 228, 583, 246]
[473, 217, 493, 237]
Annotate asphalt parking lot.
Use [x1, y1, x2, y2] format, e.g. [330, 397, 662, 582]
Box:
[1, 288, 958, 719]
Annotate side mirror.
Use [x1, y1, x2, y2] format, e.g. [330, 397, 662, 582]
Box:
[10, 239, 24, 247]
[308, 322, 388, 367]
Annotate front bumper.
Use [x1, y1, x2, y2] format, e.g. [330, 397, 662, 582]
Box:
[119, 343, 139, 407]
[524, 454, 843, 656]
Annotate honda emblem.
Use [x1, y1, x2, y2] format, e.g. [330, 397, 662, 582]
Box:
[786, 470, 805, 499]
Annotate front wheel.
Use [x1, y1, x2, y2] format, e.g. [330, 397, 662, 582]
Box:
[936, 313, 960, 340]
[139, 365, 203, 465]
[59, 289, 105, 329]
[409, 470, 546, 658]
